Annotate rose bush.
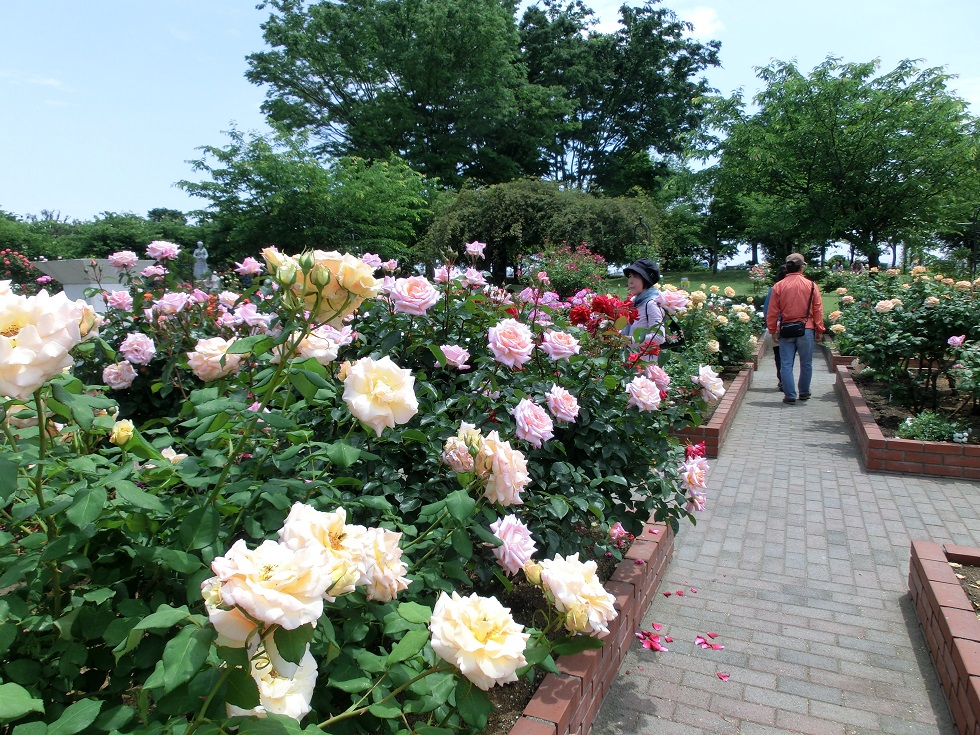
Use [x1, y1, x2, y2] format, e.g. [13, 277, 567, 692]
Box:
[0, 242, 749, 735]
[831, 267, 980, 413]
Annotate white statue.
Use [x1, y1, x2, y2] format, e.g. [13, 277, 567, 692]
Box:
[193, 241, 209, 279]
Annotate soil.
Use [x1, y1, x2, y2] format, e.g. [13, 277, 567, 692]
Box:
[851, 372, 980, 444]
[950, 563, 980, 615]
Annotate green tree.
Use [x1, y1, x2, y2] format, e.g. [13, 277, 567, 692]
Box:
[246, 0, 568, 187]
[423, 178, 662, 282]
[518, 0, 721, 193]
[180, 128, 436, 264]
[716, 58, 980, 265]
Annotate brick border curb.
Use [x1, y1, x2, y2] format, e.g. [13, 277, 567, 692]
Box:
[834, 366, 980, 479]
[676, 361, 754, 458]
[908, 540, 980, 735]
[509, 522, 675, 735]
[818, 339, 856, 373]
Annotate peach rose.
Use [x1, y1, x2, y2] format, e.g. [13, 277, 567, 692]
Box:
[545, 384, 579, 423]
[488, 318, 534, 368]
[187, 337, 243, 381]
[391, 276, 440, 315]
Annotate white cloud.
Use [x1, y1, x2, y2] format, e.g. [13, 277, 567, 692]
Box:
[676, 6, 724, 41]
[0, 69, 66, 89]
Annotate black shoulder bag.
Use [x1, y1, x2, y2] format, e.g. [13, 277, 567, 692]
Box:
[779, 282, 814, 339]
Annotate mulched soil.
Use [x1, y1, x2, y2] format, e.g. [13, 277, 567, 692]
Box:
[852, 373, 980, 444]
[950, 563, 980, 614]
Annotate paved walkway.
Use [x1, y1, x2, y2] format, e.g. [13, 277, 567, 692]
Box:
[593, 348, 980, 735]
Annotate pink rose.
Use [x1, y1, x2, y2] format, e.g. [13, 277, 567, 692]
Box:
[145, 240, 181, 261]
[609, 522, 629, 541]
[190, 288, 210, 304]
[434, 265, 459, 284]
[218, 291, 240, 308]
[140, 265, 167, 278]
[644, 365, 671, 392]
[536, 271, 550, 284]
[545, 384, 579, 423]
[626, 376, 662, 412]
[685, 490, 706, 513]
[383, 259, 398, 272]
[119, 332, 156, 365]
[489, 515, 537, 576]
[656, 290, 691, 314]
[234, 257, 263, 276]
[465, 240, 487, 259]
[463, 268, 487, 289]
[153, 292, 190, 316]
[540, 330, 580, 360]
[391, 276, 440, 316]
[511, 398, 554, 448]
[679, 456, 709, 491]
[439, 344, 471, 370]
[488, 318, 534, 368]
[234, 303, 273, 331]
[103, 361, 138, 390]
[108, 251, 138, 269]
[479, 432, 529, 506]
[948, 335, 966, 348]
[106, 290, 133, 311]
[361, 253, 383, 268]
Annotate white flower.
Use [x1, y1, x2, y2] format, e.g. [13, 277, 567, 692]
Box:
[428, 591, 529, 691]
[478, 431, 530, 506]
[201, 576, 258, 649]
[0, 289, 83, 400]
[538, 553, 618, 637]
[625, 376, 661, 412]
[349, 526, 410, 602]
[210, 539, 333, 629]
[187, 337, 243, 381]
[226, 647, 317, 721]
[342, 355, 419, 436]
[874, 300, 894, 314]
[277, 503, 362, 601]
[692, 364, 725, 403]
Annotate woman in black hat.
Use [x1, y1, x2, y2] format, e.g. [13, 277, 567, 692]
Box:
[622, 258, 666, 362]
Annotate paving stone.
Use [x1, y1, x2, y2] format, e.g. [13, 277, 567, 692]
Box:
[592, 354, 963, 735]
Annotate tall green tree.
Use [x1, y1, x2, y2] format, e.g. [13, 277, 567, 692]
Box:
[518, 0, 721, 193]
[716, 58, 980, 265]
[179, 128, 435, 263]
[246, 0, 568, 187]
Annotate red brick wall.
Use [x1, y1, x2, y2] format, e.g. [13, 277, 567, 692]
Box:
[510, 522, 675, 735]
[908, 540, 980, 735]
[835, 367, 980, 479]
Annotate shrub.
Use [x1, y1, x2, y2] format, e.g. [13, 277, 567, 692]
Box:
[895, 410, 964, 442]
[519, 242, 607, 298]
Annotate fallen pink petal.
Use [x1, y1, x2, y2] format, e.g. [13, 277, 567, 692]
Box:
[652, 623, 662, 631]
[690, 588, 698, 593]
[717, 672, 730, 681]
[706, 631, 719, 638]
[664, 636, 673, 642]
[648, 528, 659, 534]
[634, 558, 646, 565]
[663, 591, 672, 596]
[695, 635, 708, 648]
[676, 590, 684, 596]
[710, 643, 725, 650]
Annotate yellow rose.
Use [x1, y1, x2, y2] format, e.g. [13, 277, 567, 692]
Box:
[709, 285, 719, 294]
[724, 286, 736, 298]
[110, 419, 134, 446]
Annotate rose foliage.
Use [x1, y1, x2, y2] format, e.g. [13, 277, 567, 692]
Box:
[0, 242, 740, 735]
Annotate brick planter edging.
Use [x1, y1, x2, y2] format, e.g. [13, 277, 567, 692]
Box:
[818, 339, 856, 373]
[509, 522, 675, 735]
[675, 361, 754, 458]
[908, 540, 980, 735]
[834, 366, 980, 479]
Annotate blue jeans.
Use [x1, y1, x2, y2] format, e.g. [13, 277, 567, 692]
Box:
[779, 329, 814, 400]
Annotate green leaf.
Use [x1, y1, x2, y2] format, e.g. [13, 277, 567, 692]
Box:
[161, 626, 213, 693]
[400, 429, 429, 443]
[51, 383, 95, 430]
[272, 624, 314, 666]
[65, 486, 106, 528]
[224, 665, 260, 710]
[549, 496, 569, 519]
[451, 527, 472, 558]
[45, 699, 102, 735]
[551, 635, 605, 656]
[0, 458, 17, 504]
[178, 505, 220, 550]
[11, 722, 47, 735]
[155, 548, 204, 574]
[113, 482, 167, 514]
[445, 490, 475, 522]
[397, 601, 431, 624]
[0, 682, 44, 723]
[325, 441, 360, 469]
[114, 605, 192, 659]
[236, 714, 304, 735]
[226, 334, 273, 355]
[455, 680, 491, 729]
[387, 628, 428, 664]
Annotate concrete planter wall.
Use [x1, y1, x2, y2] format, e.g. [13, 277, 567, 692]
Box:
[834, 366, 980, 479]
[909, 540, 980, 735]
[509, 522, 674, 735]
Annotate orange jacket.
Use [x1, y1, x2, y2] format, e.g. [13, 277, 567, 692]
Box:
[765, 272, 825, 335]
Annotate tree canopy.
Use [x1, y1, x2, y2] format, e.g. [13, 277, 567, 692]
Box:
[714, 57, 980, 265]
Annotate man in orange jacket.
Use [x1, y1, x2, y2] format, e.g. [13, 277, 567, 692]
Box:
[765, 253, 826, 405]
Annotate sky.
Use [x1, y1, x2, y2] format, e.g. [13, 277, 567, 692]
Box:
[2, 1, 979, 223]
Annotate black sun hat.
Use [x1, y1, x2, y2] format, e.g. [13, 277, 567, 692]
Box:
[623, 258, 660, 287]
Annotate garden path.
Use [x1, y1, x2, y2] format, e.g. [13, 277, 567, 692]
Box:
[593, 348, 980, 735]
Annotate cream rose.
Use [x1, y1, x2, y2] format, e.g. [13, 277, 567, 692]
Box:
[210, 539, 332, 629]
[187, 336, 243, 381]
[349, 526, 410, 602]
[342, 355, 419, 436]
[478, 431, 529, 506]
[201, 576, 258, 649]
[428, 591, 530, 690]
[278, 503, 362, 600]
[693, 364, 725, 403]
[830, 323, 846, 334]
[110, 419, 135, 446]
[874, 300, 894, 314]
[538, 553, 618, 637]
[441, 435, 474, 473]
[0, 289, 84, 400]
[226, 647, 317, 721]
[625, 376, 661, 412]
